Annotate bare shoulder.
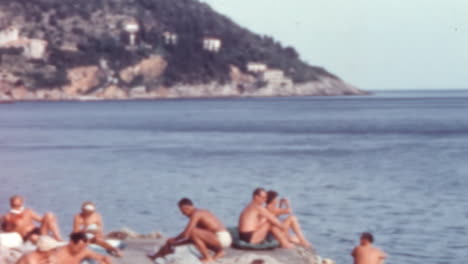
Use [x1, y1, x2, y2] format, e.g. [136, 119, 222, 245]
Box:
[376, 247, 386, 257]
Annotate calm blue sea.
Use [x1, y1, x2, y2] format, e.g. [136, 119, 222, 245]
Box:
[0, 90, 467, 264]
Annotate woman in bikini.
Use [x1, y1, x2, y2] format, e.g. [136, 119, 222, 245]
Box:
[266, 190, 312, 248]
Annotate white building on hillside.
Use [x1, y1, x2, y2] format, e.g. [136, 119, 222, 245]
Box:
[0, 26, 20, 46]
[163, 31, 178, 45]
[262, 69, 285, 83]
[247, 62, 268, 73]
[203, 37, 222, 53]
[123, 19, 140, 46]
[23, 39, 48, 59]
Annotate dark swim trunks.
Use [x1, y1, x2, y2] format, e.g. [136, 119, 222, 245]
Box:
[23, 227, 41, 242]
[239, 231, 254, 243]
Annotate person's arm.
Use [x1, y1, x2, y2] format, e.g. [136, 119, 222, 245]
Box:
[30, 210, 43, 223]
[85, 249, 113, 264]
[267, 204, 291, 216]
[258, 207, 286, 230]
[178, 213, 200, 240]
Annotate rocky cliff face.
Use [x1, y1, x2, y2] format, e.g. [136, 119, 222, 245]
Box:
[0, 0, 368, 101]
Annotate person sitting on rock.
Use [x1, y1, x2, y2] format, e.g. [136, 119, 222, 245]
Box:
[73, 201, 123, 257]
[238, 188, 293, 248]
[2, 195, 63, 243]
[50, 232, 112, 264]
[351, 232, 386, 264]
[147, 198, 232, 263]
[266, 190, 312, 248]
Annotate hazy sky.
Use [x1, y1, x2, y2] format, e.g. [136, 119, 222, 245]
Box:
[201, 0, 468, 90]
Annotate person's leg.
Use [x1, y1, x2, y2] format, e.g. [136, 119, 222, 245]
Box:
[270, 226, 294, 248]
[283, 215, 311, 247]
[249, 221, 272, 244]
[39, 213, 62, 241]
[92, 237, 123, 257]
[190, 228, 222, 263]
[147, 239, 191, 260]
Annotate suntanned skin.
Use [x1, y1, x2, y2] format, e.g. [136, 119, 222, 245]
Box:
[15, 250, 53, 264]
[266, 197, 312, 248]
[239, 190, 293, 248]
[73, 202, 123, 257]
[3, 196, 62, 242]
[148, 203, 227, 263]
[351, 236, 386, 264]
[52, 241, 112, 264]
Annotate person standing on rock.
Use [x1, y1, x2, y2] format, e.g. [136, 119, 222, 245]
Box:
[351, 232, 386, 264]
[238, 188, 293, 248]
[73, 201, 123, 257]
[2, 195, 63, 243]
[266, 190, 312, 248]
[147, 198, 232, 263]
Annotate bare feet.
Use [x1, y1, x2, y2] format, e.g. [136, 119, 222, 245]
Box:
[107, 249, 123, 258]
[200, 256, 214, 263]
[213, 250, 225, 260]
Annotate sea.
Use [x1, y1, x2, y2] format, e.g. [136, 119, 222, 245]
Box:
[0, 90, 467, 264]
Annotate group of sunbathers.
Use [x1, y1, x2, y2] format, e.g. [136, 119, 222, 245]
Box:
[148, 187, 312, 263]
[1, 189, 386, 264]
[1, 195, 121, 264]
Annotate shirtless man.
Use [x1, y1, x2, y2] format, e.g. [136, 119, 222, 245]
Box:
[73, 202, 122, 257]
[51, 232, 112, 264]
[238, 188, 293, 248]
[351, 232, 387, 264]
[2, 195, 62, 243]
[266, 190, 312, 248]
[148, 198, 231, 263]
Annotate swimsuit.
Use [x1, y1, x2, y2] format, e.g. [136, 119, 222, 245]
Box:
[216, 230, 232, 248]
[239, 231, 254, 243]
[23, 227, 41, 242]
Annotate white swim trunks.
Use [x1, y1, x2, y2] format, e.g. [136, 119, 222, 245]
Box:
[216, 230, 232, 248]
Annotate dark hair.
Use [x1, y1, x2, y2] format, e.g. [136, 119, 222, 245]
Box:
[10, 195, 22, 203]
[361, 232, 374, 243]
[266, 190, 278, 204]
[252, 188, 265, 197]
[70, 232, 88, 244]
[178, 198, 193, 207]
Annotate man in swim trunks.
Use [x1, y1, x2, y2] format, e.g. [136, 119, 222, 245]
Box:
[351, 232, 387, 264]
[50, 232, 112, 264]
[2, 195, 62, 243]
[73, 201, 122, 257]
[148, 198, 231, 263]
[238, 188, 293, 248]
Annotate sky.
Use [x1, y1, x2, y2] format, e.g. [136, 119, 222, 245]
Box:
[201, 0, 468, 90]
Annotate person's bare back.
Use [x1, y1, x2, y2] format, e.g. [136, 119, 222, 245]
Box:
[191, 209, 225, 233]
[351, 233, 386, 264]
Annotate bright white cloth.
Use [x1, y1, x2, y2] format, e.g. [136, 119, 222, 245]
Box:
[216, 230, 232, 248]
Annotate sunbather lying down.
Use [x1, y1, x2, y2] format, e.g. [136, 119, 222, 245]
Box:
[16, 232, 112, 264]
[2, 195, 63, 244]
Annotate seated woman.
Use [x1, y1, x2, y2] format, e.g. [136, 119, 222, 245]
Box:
[266, 190, 312, 248]
[73, 202, 123, 257]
